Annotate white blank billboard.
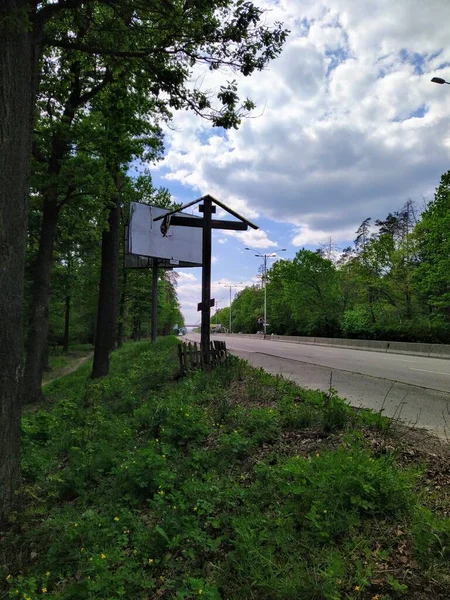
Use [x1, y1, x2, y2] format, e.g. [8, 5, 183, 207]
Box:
[129, 203, 202, 266]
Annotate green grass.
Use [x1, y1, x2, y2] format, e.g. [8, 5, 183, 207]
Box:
[1, 338, 450, 600]
[42, 347, 94, 384]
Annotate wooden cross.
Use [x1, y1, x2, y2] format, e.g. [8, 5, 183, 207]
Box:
[154, 195, 258, 365]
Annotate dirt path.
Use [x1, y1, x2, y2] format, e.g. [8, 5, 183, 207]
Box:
[42, 353, 93, 386]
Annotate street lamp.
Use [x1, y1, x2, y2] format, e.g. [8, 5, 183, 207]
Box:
[218, 282, 244, 333]
[245, 248, 286, 337]
[431, 77, 450, 85]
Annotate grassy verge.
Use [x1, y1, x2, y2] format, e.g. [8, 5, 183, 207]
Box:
[1, 338, 450, 599]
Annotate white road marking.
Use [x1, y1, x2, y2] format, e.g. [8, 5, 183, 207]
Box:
[409, 367, 450, 376]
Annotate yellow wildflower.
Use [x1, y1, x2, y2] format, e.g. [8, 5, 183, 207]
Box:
[316, 453, 320, 457]
[101, 553, 107, 559]
[193, 506, 198, 511]
[42, 588, 47, 593]
[74, 522, 79, 527]
[148, 558, 154, 564]
[45, 571, 51, 576]
[354, 585, 360, 591]
[372, 596, 380, 600]
[114, 516, 120, 521]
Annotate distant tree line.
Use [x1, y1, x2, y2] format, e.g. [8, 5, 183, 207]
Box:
[215, 172, 450, 343]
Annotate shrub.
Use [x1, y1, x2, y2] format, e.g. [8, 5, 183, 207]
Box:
[216, 430, 255, 461]
[279, 397, 315, 429]
[322, 394, 351, 432]
[113, 443, 171, 500]
[243, 407, 281, 444]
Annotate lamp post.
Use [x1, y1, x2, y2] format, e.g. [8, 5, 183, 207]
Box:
[431, 77, 450, 85]
[219, 283, 244, 333]
[245, 248, 286, 337]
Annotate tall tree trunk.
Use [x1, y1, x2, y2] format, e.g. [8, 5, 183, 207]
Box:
[117, 269, 127, 348]
[23, 202, 59, 404]
[91, 193, 120, 379]
[42, 345, 50, 372]
[0, 1, 41, 519]
[63, 295, 71, 351]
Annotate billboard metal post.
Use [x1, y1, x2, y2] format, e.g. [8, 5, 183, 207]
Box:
[151, 258, 158, 344]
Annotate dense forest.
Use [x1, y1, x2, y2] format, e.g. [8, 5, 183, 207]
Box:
[215, 172, 450, 343]
[0, 1, 287, 518]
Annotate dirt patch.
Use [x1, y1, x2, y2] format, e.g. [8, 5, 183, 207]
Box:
[42, 353, 92, 386]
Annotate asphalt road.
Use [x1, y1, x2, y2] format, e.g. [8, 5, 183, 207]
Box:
[185, 334, 450, 439]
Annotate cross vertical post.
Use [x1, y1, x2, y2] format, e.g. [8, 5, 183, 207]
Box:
[263, 254, 267, 339]
[229, 286, 232, 333]
[151, 257, 158, 343]
[199, 197, 214, 365]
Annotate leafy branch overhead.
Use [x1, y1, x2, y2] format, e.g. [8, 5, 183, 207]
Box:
[38, 0, 289, 128]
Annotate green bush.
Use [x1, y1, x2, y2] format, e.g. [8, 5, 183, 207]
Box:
[113, 443, 171, 500]
[243, 407, 281, 443]
[279, 397, 315, 429]
[412, 507, 450, 569]
[255, 446, 416, 543]
[322, 394, 351, 432]
[216, 430, 255, 461]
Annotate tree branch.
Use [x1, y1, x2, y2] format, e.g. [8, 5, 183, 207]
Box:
[78, 69, 113, 106]
[43, 37, 159, 58]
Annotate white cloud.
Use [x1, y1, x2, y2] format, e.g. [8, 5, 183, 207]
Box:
[291, 224, 356, 247]
[222, 228, 278, 249]
[176, 271, 197, 282]
[153, 0, 450, 245]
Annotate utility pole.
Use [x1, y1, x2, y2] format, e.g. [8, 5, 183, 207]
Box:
[151, 258, 158, 343]
[219, 282, 243, 333]
[245, 248, 286, 338]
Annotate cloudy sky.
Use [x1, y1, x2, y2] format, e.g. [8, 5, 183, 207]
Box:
[148, 0, 450, 327]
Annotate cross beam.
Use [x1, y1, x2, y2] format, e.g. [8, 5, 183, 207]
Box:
[169, 215, 248, 231]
